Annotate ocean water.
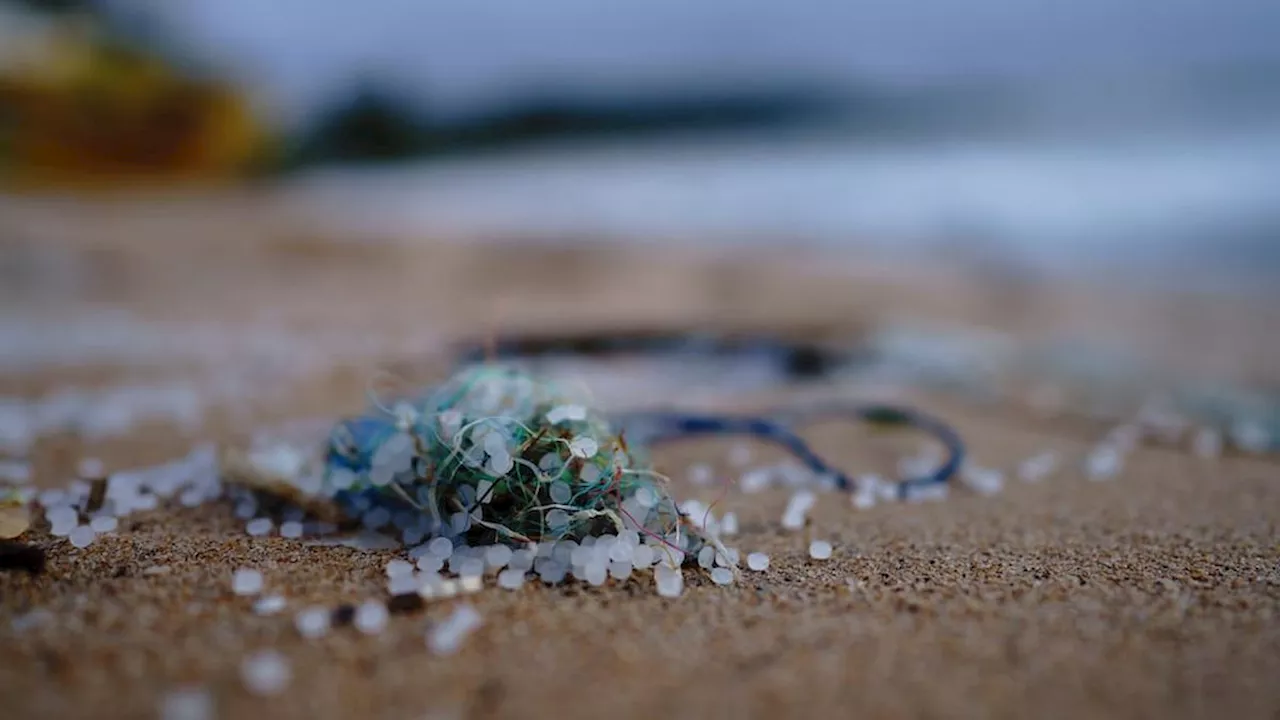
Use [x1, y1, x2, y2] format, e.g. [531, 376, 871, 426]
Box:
[285, 124, 1280, 291]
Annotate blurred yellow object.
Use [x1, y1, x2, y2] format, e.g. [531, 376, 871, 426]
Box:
[0, 498, 29, 540]
[0, 15, 269, 191]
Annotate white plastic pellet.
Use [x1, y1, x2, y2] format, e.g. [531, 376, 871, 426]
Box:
[428, 536, 454, 558]
[679, 500, 707, 525]
[231, 568, 264, 596]
[551, 540, 576, 564]
[481, 431, 508, 457]
[710, 567, 735, 585]
[279, 520, 304, 539]
[538, 452, 563, 472]
[545, 405, 574, 424]
[294, 607, 330, 639]
[240, 649, 291, 696]
[245, 517, 273, 537]
[568, 437, 598, 459]
[77, 457, 105, 479]
[808, 540, 834, 560]
[697, 546, 716, 569]
[69, 524, 96, 549]
[852, 488, 876, 510]
[457, 558, 485, 579]
[546, 508, 569, 528]
[354, 601, 389, 635]
[655, 566, 683, 598]
[605, 539, 631, 562]
[509, 550, 534, 572]
[486, 451, 514, 476]
[428, 604, 483, 655]
[484, 544, 513, 570]
[728, 442, 752, 467]
[635, 486, 659, 508]
[252, 595, 287, 616]
[656, 546, 685, 569]
[385, 559, 415, 578]
[48, 506, 79, 536]
[388, 573, 422, 596]
[720, 512, 739, 536]
[417, 574, 443, 598]
[538, 561, 567, 585]
[459, 575, 484, 594]
[688, 463, 713, 486]
[609, 560, 632, 580]
[1017, 452, 1058, 483]
[631, 544, 655, 568]
[497, 568, 525, 590]
[159, 686, 214, 720]
[417, 554, 444, 573]
[739, 468, 771, 494]
[1085, 445, 1122, 481]
[781, 490, 816, 531]
[860, 476, 890, 504]
[584, 562, 608, 587]
[747, 552, 770, 571]
[549, 481, 571, 504]
[961, 466, 1004, 496]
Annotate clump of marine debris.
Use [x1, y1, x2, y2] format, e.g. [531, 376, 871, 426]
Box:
[221, 363, 738, 596]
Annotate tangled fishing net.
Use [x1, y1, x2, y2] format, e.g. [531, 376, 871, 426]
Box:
[226, 364, 721, 568]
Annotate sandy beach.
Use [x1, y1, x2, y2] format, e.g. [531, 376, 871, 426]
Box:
[1, 201, 1278, 719]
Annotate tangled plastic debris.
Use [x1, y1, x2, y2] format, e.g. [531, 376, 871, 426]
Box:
[319, 365, 707, 550]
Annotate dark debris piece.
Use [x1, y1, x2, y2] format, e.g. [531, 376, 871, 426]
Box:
[332, 603, 356, 627]
[387, 593, 425, 614]
[0, 540, 46, 575]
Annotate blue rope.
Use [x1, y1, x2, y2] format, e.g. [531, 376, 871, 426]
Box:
[613, 403, 965, 500]
[448, 336, 968, 500]
[618, 412, 852, 489]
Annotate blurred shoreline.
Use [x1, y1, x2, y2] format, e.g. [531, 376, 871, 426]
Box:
[278, 126, 1280, 294]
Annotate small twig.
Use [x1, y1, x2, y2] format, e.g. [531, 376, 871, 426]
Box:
[85, 477, 108, 514]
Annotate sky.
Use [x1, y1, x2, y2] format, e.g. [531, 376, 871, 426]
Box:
[107, 0, 1280, 124]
